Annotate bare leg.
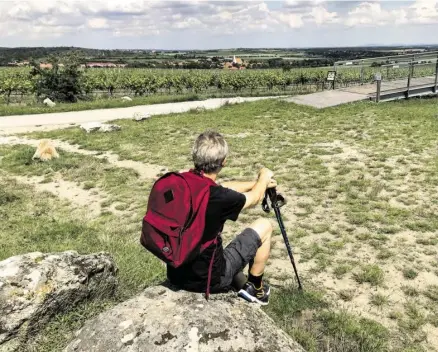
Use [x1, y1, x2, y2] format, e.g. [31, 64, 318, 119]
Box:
[248, 218, 272, 276]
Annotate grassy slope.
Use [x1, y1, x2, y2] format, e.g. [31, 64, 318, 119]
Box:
[2, 97, 438, 351]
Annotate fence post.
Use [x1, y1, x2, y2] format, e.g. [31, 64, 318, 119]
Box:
[375, 73, 382, 103]
[434, 56, 438, 93]
[360, 65, 364, 85]
[406, 62, 412, 98]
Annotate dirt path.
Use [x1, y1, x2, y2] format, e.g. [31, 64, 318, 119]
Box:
[13, 175, 107, 218]
[0, 136, 166, 179]
[0, 96, 281, 135]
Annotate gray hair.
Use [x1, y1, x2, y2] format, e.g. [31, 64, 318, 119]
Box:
[192, 131, 228, 174]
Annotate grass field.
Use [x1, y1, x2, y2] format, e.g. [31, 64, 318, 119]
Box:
[1, 97, 438, 351]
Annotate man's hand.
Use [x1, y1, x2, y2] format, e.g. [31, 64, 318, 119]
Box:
[258, 167, 274, 185]
[268, 179, 277, 189]
[242, 168, 276, 210]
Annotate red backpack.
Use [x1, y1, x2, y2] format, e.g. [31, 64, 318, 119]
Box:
[140, 170, 216, 271]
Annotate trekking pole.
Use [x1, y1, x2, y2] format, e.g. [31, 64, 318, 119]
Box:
[263, 188, 303, 290]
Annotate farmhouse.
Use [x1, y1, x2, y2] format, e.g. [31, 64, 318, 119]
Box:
[223, 55, 246, 70]
[232, 55, 243, 65]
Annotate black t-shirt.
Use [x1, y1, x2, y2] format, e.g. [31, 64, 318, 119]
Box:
[167, 185, 246, 292]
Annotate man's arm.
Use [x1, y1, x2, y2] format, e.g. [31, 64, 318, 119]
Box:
[242, 168, 274, 210]
[220, 181, 256, 193]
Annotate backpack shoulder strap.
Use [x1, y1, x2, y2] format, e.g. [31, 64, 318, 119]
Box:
[180, 170, 217, 187]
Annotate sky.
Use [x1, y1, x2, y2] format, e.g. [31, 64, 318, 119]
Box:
[0, 0, 437, 49]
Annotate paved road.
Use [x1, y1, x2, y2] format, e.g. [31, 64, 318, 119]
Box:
[285, 76, 437, 109]
[0, 96, 281, 135]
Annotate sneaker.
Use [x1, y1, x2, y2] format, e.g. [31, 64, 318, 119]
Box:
[238, 282, 271, 306]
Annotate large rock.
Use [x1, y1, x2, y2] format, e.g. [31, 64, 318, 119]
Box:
[0, 251, 117, 351]
[65, 285, 304, 352]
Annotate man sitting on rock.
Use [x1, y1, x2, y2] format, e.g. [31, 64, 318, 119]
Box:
[167, 131, 276, 305]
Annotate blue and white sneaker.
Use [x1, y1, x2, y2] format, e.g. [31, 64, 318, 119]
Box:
[238, 282, 270, 306]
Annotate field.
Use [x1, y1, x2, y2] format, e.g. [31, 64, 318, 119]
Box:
[1, 65, 436, 99]
[1, 97, 438, 351]
[1, 64, 436, 117]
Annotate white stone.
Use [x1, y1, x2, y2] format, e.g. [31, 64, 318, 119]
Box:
[132, 112, 151, 121]
[118, 320, 133, 330]
[43, 98, 56, 107]
[121, 96, 133, 102]
[80, 122, 102, 133]
[99, 124, 121, 133]
[121, 333, 135, 345]
[226, 97, 245, 105]
[80, 122, 121, 133]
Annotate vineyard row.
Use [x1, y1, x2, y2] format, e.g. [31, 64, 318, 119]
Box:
[1, 66, 436, 99]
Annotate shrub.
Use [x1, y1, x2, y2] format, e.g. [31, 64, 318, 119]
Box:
[30, 54, 85, 103]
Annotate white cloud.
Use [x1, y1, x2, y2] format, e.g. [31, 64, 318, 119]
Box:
[410, 0, 438, 24]
[277, 12, 304, 28]
[87, 18, 110, 29]
[0, 0, 437, 46]
[310, 6, 338, 25]
[0, 0, 345, 40]
[345, 2, 409, 27]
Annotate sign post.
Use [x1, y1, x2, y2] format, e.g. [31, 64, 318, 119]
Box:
[327, 71, 336, 90]
[407, 62, 413, 98]
[374, 73, 382, 103]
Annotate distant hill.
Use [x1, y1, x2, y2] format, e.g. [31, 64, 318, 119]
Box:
[2, 45, 437, 69]
[0, 47, 152, 66]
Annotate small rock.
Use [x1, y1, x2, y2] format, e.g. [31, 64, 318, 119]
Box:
[119, 320, 133, 330]
[43, 98, 56, 107]
[226, 97, 245, 105]
[121, 96, 133, 102]
[121, 333, 135, 345]
[80, 122, 102, 133]
[133, 112, 151, 121]
[99, 124, 121, 133]
[80, 122, 121, 133]
[191, 106, 206, 113]
[32, 139, 59, 161]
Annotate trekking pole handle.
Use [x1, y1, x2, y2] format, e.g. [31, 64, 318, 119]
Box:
[264, 188, 286, 210]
